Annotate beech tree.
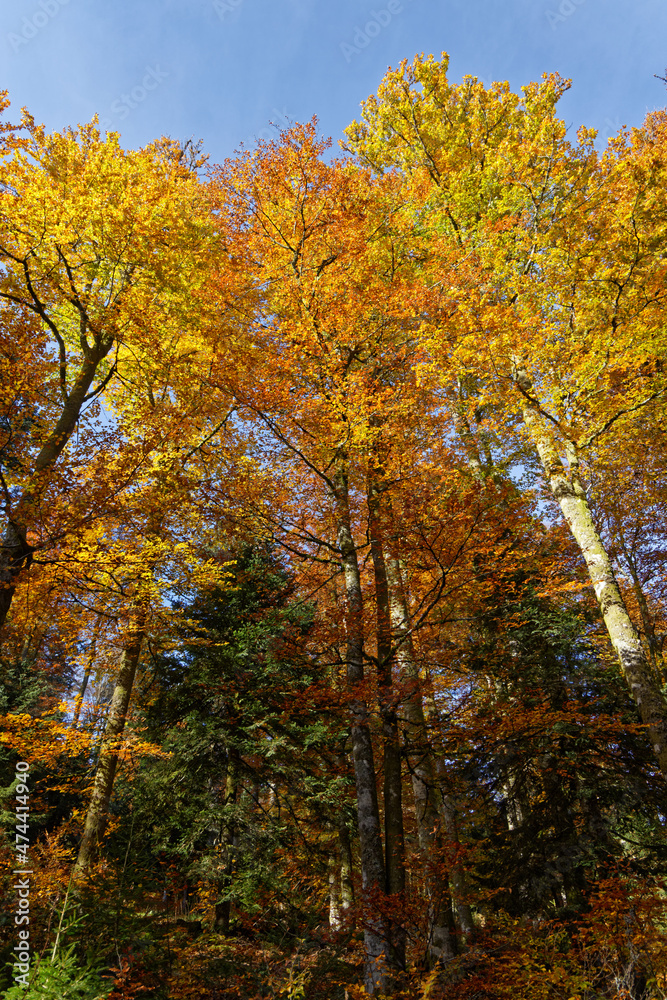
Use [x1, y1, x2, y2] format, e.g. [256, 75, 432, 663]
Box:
[345, 54, 667, 778]
[0, 109, 215, 628]
[209, 128, 407, 991]
[2, 71, 667, 1000]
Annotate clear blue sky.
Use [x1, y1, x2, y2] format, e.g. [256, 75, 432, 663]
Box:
[1, 0, 665, 162]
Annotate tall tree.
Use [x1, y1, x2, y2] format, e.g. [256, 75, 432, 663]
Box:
[345, 55, 667, 777]
[209, 125, 436, 991]
[0, 112, 215, 628]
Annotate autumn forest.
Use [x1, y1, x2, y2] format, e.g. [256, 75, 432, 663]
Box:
[2, 52, 667, 999]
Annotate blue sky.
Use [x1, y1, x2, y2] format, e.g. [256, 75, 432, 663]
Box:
[1, 0, 665, 163]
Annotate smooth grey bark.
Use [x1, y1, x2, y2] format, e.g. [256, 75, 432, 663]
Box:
[332, 459, 392, 994]
[519, 385, 667, 779]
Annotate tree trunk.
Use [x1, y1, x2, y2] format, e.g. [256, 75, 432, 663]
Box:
[215, 751, 238, 933]
[615, 536, 664, 682]
[339, 820, 354, 922]
[453, 379, 502, 487]
[367, 466, 406, 970]
[0, 343, 114, 629]
[71, 659, 94, 730]
[440, 795, 475, 941]
[500, 770, 525, 832]
[72, 620, 102, 728]
[520, 392, 667, 778]
[332, 459, 392, 994]
[74, 609, 145, 875]
[384, 548, 461, 961]
[328, 852, 342, 931]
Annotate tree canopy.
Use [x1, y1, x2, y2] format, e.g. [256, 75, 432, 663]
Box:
[1, 59, 667, 999]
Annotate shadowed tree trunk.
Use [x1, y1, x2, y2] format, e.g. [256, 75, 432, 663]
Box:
[384, 546, 468, 958]
[368, 463, 407, 971]
[613, 531, 664, 682]
[332, 456, 394, 994]
[214, 749, 239, 933]
[329, 851, 342, 931]
[328, 817, 356, 931]
[339, 820, 354, 923]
